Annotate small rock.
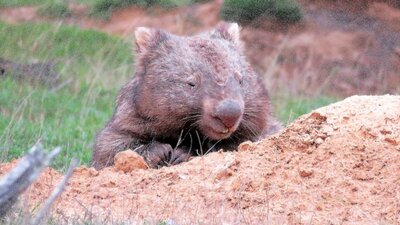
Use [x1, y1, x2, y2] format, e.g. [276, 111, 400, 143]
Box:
[238, 141, 254, 152]
[370, 187, 378, 195]
[88, 167, 99, 176]
[315, 137, 324, 145]
[214, 167, 234, 180]
[264, 168, 275, 176]
[73, 166, 99, 177]
[114, 150, 149, 173]
[347, 195, 359, 205]
[299, 168, 314, 178]
[352, 171, 373, 181]
[380, 129, 392, 135]
[214, 157, 238, 180]
[384, 137, 398, 146]
[229, 178, 241, 191]
[309, 112, 327, 124]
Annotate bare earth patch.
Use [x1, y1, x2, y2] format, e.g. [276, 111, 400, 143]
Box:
[1, 95, 399, 224]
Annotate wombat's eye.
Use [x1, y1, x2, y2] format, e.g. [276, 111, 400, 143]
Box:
[186, 74, 200, 88]
[187, 81, 196, 87]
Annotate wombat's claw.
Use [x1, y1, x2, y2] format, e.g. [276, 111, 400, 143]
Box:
[169, 148, 191, 165]
[145, 143, 173, 168]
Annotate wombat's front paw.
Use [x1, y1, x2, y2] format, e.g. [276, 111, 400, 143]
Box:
[169, 148, 191, 165]
[144, 143, 173, 168]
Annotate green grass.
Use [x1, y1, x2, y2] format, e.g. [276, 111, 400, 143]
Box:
[0, 0, 52, 7]
[0, 77, 115, 169]
[0, 21, 338, 170]
[0, 0, 92, 7]
[88, 0, 199, 19]
[220, 0, 302, 24]
[36, 1, 71, 18]
[0, 21, 133, 169]
[273, 95, 338, 125]
[0, 0, 39, 7]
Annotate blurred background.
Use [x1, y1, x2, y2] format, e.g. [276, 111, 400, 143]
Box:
[0, 0, 399, 169]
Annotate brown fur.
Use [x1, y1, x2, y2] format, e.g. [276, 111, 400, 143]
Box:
[92, 22, 282, 169]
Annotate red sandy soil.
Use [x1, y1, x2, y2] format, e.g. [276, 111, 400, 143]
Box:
[1, 95, 399, 224]
[1, 1, 400, 96]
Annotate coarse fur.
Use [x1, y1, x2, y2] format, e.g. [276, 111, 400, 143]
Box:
[92, 22, 282, 169]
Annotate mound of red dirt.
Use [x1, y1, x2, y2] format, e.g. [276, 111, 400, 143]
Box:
[1, 95, 399, 224]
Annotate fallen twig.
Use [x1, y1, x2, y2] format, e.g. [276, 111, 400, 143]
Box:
[0, 144, 61, 217]
[29, 158, 78, 225]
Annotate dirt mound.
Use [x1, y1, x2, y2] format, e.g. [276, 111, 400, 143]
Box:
[1, 95, 399, 224]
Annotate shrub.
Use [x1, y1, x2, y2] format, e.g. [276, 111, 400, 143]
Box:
[220, 0, 274, 22]
[192, 0, 210, 3]
[220, 0, 302, 24]
[37, 1, 71, 18]
[273, 0, 302, 23]
[90, 0, 144, 18]
[91, 0, 197, 19]
[157, 0, 192, 8]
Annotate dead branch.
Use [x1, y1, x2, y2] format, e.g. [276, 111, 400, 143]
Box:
[0, 144, 61, 217]
[29, 158, 78, 225]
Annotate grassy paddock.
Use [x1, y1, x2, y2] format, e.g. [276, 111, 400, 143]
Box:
[0, 22, 133, 169]
[0, 21, 338, 170]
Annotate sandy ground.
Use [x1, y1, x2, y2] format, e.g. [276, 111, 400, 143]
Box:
[1, 95, 399, 224]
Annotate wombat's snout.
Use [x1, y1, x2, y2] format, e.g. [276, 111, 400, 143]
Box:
[214, 99, 243, 129]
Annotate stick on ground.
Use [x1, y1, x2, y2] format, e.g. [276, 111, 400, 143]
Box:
[0, 144, 61, 217]
[29, 158, 78, 225]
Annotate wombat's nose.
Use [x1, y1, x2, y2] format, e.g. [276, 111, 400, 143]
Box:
[215, 100, 243, 128]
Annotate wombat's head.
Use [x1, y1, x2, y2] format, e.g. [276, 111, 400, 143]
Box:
[133, 22, 269, 140]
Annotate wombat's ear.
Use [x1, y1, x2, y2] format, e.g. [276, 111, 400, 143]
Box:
[212, 22, 241, 47]
[134, 27, 169, 54]
[134, 27, 155, 54]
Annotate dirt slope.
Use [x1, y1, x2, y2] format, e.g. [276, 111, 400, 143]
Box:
[1, 95, 399, 224]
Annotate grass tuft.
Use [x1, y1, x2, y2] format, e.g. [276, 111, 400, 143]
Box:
[89, 0, 197, 19]
[272, 95, 338, 125]
[220, 0, 302, 24]
[36, 1, 71, 18]
[0, 0, 47, 7]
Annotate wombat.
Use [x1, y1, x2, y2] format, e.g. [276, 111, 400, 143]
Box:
[92, 22, 282, 169]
